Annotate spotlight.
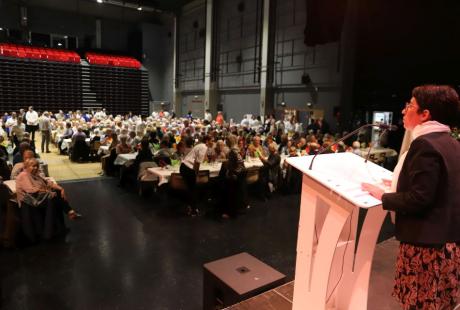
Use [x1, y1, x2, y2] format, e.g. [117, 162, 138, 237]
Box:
[137, 6, 142, 11]
[97, 0, 103, 3]
[57, 43, 62, 46]
[0, 28, 3, 31]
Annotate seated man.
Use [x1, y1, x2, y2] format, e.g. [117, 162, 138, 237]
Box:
[70, 127, 89, 162]
[58, 122, 74, 154]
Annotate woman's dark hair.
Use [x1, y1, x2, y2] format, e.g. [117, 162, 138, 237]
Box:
[412, 85, 460, 126]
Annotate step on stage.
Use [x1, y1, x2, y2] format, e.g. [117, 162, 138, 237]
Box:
[225, 281, 294, 310]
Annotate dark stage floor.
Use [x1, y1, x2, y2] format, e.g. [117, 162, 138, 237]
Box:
[0, 179, 303, 310]
[0, 179, 396, 310]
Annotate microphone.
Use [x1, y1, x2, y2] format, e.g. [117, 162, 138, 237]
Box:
[378, 124, 398, 131]
[364, 124, 396, 163]
[308, 123, 394, 170]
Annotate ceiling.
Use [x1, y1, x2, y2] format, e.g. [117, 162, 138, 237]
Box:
[3, 0, 195, 24]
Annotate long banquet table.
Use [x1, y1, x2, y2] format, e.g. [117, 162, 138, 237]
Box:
[146, 158, 266, 186]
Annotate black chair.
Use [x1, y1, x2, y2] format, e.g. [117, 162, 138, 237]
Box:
[0, 181, 19, 248]
[70, 139, 90, 162]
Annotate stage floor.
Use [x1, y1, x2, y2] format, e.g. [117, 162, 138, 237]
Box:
[227, 238, 401, 310]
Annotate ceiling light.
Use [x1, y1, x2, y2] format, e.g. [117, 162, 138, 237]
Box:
[137, 6, 142, 11]
[97, 0, 103, 3]
[0, 28, 3, 31]
[57, 43, 62, 46]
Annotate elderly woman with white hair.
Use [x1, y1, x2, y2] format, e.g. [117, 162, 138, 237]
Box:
[16, 158, 79, 242]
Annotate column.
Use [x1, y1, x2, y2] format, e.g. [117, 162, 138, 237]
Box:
[172, 17, 182, 116]
[204, 0, 218, 117]
[259, 0, 274, 117]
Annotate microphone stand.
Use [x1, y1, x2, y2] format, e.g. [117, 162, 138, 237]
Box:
[364, 128, 388, 163]
[309, 123, 377, 170]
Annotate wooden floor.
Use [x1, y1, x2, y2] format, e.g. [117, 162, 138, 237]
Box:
[35, 136, 102, 181]
[226, 238, 401, 310]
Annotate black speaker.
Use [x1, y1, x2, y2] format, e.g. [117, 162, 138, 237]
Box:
[301, 74, 312, 85]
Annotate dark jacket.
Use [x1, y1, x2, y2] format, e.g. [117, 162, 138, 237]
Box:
[382, 132, 460, 245]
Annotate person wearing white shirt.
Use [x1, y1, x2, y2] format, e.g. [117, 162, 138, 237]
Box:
[25, 106, 39, 141]
[204, 109, 212, 123]
[180, 135, 213, 216]
[5, 112, 18, 136]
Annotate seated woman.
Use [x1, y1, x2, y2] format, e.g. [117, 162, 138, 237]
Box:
[116, 135, 132, 155]
[16, 158, 78, 243]
[214, 140, 229, 162]
[119, 138, 154, 187]
[11, 150, 45, 179]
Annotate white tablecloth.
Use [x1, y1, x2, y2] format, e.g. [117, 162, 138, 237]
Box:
[147, 162, 222, 186]
[98, 145, 110, 155]
[358, 148, 397, 158]
[61, 138, 90, 150]
[114, 153, 138, 166]
[145, 155, 286, 186]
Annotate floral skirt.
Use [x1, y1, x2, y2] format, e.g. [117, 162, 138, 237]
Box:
[393, 242, 460, 310]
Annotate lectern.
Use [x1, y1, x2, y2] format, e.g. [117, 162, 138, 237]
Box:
[286, 152, 392, 310]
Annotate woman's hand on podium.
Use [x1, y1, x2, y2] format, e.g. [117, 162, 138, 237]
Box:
[361, 182, 384, 200]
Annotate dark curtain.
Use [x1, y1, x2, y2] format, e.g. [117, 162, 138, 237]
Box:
[304, 0, 348, 46]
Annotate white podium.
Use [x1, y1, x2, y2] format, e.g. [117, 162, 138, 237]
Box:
[286, 152, 393, 310]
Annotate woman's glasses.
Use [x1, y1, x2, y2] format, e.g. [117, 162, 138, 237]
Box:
[404, 101, 416, 111]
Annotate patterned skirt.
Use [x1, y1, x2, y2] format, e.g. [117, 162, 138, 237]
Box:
[393, 242, 460, 310]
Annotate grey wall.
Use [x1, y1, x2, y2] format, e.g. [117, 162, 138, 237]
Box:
[182, 94, 204, 117]
[216, 0, 261, 89]
[142, 21, 175, 104]
[273, 0, 342, 130]
[220, 92, 260, 121]
[177, 1, 206, 92]
[173, 0, 350, 127]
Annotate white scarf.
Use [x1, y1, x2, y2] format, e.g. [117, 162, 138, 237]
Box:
[388, 121, 450, 223]
[391, 121, 450, 192]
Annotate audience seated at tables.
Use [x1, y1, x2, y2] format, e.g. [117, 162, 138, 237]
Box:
[16, 158, 80, 243]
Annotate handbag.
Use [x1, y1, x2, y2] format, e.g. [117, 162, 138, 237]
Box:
[22, 191, 54, 207]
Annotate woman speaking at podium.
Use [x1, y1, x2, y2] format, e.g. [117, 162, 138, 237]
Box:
[363, 85, 460, 309]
